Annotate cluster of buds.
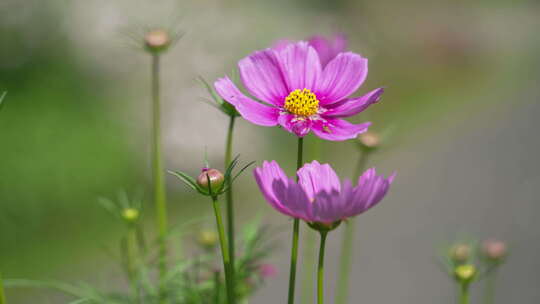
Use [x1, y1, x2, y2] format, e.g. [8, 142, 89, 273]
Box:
[442, 238, 508, 286]
[169, 155, 254, 198]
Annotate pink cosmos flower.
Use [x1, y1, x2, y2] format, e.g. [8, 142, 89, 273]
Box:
[214, 41, 384, 141]
[253, 160, 395, 225]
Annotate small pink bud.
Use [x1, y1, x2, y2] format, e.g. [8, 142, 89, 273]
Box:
[359, 131, 380, 148]
[450, 244, 471, 263]
[482, 239, 507, 260]
[259, 264, 278, 279]
[196, 168, 225, 193]
[144, 29, 170, 52]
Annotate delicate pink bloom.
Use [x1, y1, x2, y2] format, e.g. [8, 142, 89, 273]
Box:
[258, 264, 278, 279]
[215, 41, 383, 141]
[482, 239, 507, 260]
[253, 160, 395, 224]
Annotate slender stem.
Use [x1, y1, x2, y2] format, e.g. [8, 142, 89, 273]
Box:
[335, 148, 371, 304]
[214, 271, 221, 304]
[459, 283, 470, 304]
[483, 269, 498, 304]
[0, 272, 7, 304]
[212, 197, 235, 304]
[317, 231, 328, 304]
[126, 226, 140, 302]
[287, 137, 304, 304]
[151, 54, 168, 302]
[224, 115, 237, 301]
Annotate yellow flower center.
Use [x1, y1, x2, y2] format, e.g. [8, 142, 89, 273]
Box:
[284, 89, 319, 117]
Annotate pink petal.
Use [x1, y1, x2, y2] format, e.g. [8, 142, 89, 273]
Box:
[271, 178, 312, 221]
[238, 49, 289, 106]
[297, 160, 341, 200]
[315, 52, 368, 105]
[274, 41, 322, 92]
[253, 161, 295, 217]
[308, 34, 347, 67]
[277, 113, 312, 137]
[312, 118, 371, 141]
[215, 77, 279, 126]
[324, 88, 384, 118]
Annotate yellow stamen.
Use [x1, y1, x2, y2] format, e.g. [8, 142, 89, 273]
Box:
[284, 88, 319, 117]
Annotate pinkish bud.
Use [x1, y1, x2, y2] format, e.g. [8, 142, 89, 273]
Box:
[358, 131, 380, 148]
[259, 264, 278, 279]
[144, 29, 170, 52]
[482, 239, 507, 261]
[196, 168, 225, 193]
[450, 244, 471, 263]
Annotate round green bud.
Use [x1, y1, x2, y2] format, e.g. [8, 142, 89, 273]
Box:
[450, 244, 471, 263]
[198, 230, 218, 248]
[197, 168, 225, 193]
[122, 208, 139, 223]
[454, 264, 476, 282]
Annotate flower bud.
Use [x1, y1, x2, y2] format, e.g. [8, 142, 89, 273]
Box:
[454, 264, 476, 282]
[197, 168, 225, 193]
[359, 131, 380, 149]
[198, 230, 218, 249]
[122, 208, 139, 223]
[450, 244, 471, 263]
[144, 29, 170, 53]
[481, 239, 507, 261]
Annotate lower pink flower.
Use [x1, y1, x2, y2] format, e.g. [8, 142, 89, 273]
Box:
[253, 160, 395, 225]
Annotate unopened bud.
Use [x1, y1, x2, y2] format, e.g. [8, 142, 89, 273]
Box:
[359, 131, 380, 149]
[144, 29, 170, 53]
[454, 264, 476, 282]
[450, 244, 471, 263]
[122, 208, 139, 222]
[198, 230, 218, 248]
[197, 168, 225, 193]
[482, 239, 507, 261]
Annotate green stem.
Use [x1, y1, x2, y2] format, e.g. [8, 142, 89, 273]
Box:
[0, 272, 7, 304]
[151, 54, 168, 302]
[214, 271, 221, 304]
[212, 197, 235, 304]
[126, 227, 140, 302]
[459, 283, 470, 304]
[224, 115, 236, 301]
[335, 148, 370, 304]
[483, 269, 497, 304]
[317, 231, 328, 304]
[287, 137, 304, 304]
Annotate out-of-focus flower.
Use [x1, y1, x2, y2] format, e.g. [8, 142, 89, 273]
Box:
[215, 41, 384, 141]
[253, 160, 395, 230]
[454, 264, 476, 282]
[145, 29, 170, 52]
[358, 131, 381, 149]
[258, 264, 278, 279]
[481, 239, 507, 262]
[198, 230, 218, 249]
[273, 34, 347, 67]
[450, 243, 472, 263]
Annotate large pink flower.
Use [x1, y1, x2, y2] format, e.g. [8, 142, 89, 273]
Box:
[214, 41, 384, 141]
[253, 160, 395, 224]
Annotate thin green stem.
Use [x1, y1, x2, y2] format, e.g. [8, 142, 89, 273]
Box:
[151, 54, 168, 302]
[214, 271, 221, 304]
[459, 283, 470, 304]
[287, 137, 304, 304]
[212, 197, 235, 304]
[335, 148, 371, 304]
[317, 231, 328, 304]
[224, 115, 236, 301]
[483, 269, 498, 304]
[0, 272, 7, 304]
[126, 226, 140, 302]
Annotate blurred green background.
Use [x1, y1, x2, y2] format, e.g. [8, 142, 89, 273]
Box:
[1, 0, 539, 303]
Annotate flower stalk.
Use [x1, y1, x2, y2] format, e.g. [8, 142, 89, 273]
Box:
[150, 53, 168, 301]
[211, 194, 235, 304]
[317, 231, 328, 304]
[459, 282, 470, 304]
[287, 137, 304, 304]
[224, 115, 237, 299]
[0, 272, 7, 304]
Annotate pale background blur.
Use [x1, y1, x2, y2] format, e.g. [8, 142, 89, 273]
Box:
[1, 0, 539, 303]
